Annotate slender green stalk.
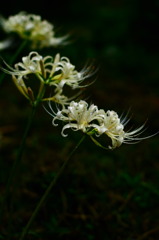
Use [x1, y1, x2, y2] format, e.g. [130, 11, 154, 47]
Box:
[0, 105, 36, 219]
[3, 82, 45, 203]
[10, 40, 28, 66]
[19, 135, 86, 240]
[0, 76, 45, 214]
[0, 40, 28, 85]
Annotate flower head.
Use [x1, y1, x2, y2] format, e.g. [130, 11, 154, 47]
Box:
[51, 56, 94, 90]
[49, 100, 106, 137]
[102, 110, 125, 149]
[46, 100, 156, 149]
[99, 110, 155, 149]
[1, 51, 43, 86]
[1, 52, 93, 86]
[1, 12, 67, 49]
[1, 52, 94, 105]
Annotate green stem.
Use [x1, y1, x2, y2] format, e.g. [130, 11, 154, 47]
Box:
[0, 105, 36, 219]
[19, 135, 86, 240]
[10, 40, 28, 65]
[0, 40, 28, 85]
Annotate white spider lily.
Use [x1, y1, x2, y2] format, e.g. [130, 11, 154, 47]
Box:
[45, 100, 157, 149]
[102, 110, 156, 149]
[1, 52, 94, 105]
[1, 12, 67, 49]
[1, 51, 43, 84]
[102, 110, 125, 149]
[48, 100, 106, 137]
[1, 52, 94, 88]
[51, 56, 94, 90]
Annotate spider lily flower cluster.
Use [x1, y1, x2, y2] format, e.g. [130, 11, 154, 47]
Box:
[1, 51, 94, 105]
[0, 12, 67, 49]
[47, 100, 152, 149]
[0, 11, 156, 150]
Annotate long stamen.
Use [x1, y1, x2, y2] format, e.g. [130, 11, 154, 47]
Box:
[39, 59, 46, 79]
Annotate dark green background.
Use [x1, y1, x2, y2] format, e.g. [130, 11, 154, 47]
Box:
[0, 1, 159, 239]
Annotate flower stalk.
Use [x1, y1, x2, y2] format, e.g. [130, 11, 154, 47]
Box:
[0, 105, 36, 220]
[19, 135, 86, 240]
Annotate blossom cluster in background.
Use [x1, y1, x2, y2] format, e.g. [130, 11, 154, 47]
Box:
[0, 11, 67, 49]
